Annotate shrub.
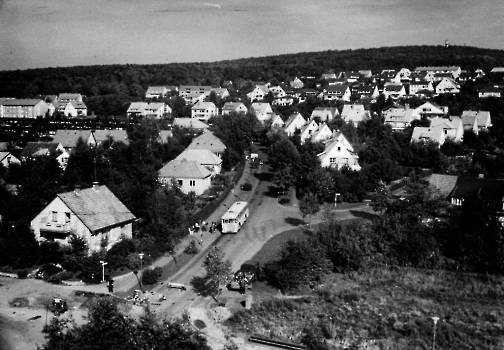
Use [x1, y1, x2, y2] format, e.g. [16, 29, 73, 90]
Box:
[241, 182, 253, 191]
[142, 268, 160, 285]
[184, 240, 199, 255]
[278, 196, 290, 205]
[17, 270, 28, 279]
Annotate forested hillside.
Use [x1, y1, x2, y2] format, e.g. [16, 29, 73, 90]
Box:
[1, 45, 504, 116]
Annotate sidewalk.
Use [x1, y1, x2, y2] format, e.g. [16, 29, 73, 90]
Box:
[112, 158, 261, 294]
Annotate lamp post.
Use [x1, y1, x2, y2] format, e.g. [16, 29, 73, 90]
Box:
[138, 253, 144, 288]
[99, 260, 108, 283]
[432, 316, 439, 350]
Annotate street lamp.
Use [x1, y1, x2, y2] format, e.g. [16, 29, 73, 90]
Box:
[138, 253, 144, 288]
[99, 260, 108, 283]
[432, 316, 439, 350]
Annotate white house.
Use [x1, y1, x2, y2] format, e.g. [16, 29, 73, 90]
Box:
[30, 184, 136, 253]
[158, 159, 212, 195]
[250, 102, 273, 123]
[191, 101, 218, 121]
[283, 112, 306, 136]
[318, 132, 360, 171]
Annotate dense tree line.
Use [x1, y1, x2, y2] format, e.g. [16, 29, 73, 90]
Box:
[2, 45, 504, 117]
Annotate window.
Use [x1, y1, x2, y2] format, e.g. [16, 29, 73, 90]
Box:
[190, 180, 195, 186]
[52, 211, 58, 222]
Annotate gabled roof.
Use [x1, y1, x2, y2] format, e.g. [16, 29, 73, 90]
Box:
[21, 142, 61, 157]
[411, 127, 445, 144]
[1, 99, 45, 106]
[191, 101, 216, 110]
[93, 130, 129, 146]
[176, 148, 222, 165]
[58, 185, 136, 232]
[187, 131, 226, 153]
[58, 93, 82, 101]
[426, 174, 459, 195]
[172, 118, 209, 129]
[158, 159, 211, 179]
[52, 130, 93, 148]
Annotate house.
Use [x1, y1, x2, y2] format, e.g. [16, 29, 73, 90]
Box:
[247, 85, 270, 101]
[414, 102, 448, 118]
[478, 86, 502, 98]
[93, 130, 129, 147]
[21, 141, 69, 169]
[52, 130, 95, 151]
[58, 93, 83, 102]
[144, 103, 169, 119]
[318, 132, 360, 171]
[191, 101, 217, 121]
[30, 184, 136, 253]
[221, 102, 247, 115]
[52, 102, 77, 117]
[354, 85, 379, 101]
[250, 102, 273, 123]
[429, 117, 464, 142]
[0, 99, 49, 118]
[414, 66, 462, 79]
[187, 131, 226, 158]
[299, 119, 320, 144]
[427, 173, 504, 211]
[158, 159, 212, 195]
[127, 102, 148, 117]
[172, 118, 209, 132]
[0, 151, 21, 168]
[409, 80, 434, 96]
[310, 122, 333, 143]
[323, 85, 351, 101]
[290, 77, 304, 89]
[283, 112, 306, 136]
[435, 77, 460, 94]
[310, 107, 338, 122]
[341, 104, 369, 126]
[411, 127, 446, 146]
[146, 86, 169, 99]
[175, 149, 222, 176]
[270, 114, 285, 129]
[461, 111, 492, 134]
[383, 105, 420, 132]
[273, 96, 295, 106]
[383, 84, 406, 100]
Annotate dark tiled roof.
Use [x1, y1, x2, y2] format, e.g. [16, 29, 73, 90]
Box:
[58, 185, 136, 233]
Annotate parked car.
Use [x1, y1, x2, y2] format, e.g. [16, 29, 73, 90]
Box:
[35, 264, 63, 280]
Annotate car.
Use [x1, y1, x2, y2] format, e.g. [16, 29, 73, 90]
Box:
[35, 264, 63, 280]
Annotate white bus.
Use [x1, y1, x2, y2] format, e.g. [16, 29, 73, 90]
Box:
[221, 201, 249, 233]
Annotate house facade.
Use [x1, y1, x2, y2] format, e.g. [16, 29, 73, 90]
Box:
[158, 159, 212, 195]
[31, 184, 136, 253]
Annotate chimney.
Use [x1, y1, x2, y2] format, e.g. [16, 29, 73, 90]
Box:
[92, 182, 100, 191]
[74, 185, 81, 196]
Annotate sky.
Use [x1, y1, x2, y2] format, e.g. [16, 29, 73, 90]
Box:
[1, 0, 504, 71]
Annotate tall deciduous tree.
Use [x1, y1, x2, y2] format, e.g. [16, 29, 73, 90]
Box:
[299, 192, 320, 227]
[203, 246, 232, 298]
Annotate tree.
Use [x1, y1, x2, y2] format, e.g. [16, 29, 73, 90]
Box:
[370, 179, 390, 214]
[202, 246, 232, 298]
[41, 297, 211, 350]
[299, 192, 320, 227]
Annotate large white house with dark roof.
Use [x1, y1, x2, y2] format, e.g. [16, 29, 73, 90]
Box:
[31, 184, 136, 253]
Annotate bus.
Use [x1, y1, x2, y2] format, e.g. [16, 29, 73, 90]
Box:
[221, 201, 249, 233]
